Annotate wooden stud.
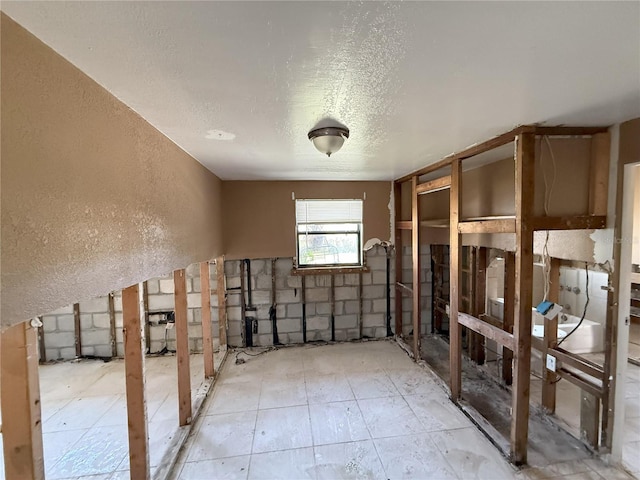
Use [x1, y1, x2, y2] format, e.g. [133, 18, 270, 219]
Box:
[108, 293, 118, 358]
[472, 247, 487, 365]
[532, 215, 606, 231]
[394, 182, 403, 336]
[1, 321, 45, 480]
[174, 268, 192, 426]
[122, 283, 150, 480]
[458, 218, 516, 234]
[396, 221, 412, 230]
[511, 132, 536, 465]
[396, 157, 453, 184]
[458, 313, 515, 350]
[200, 261, 215, 378]
[215, 256, 228, 349]
[37, 316, 46, 363]
[411, 175, 421, 360]
[416, 175, 452, 195]
[503, 252, 515, 385]
[73, 303, 82, 357]
[542, 257, 561, 412]
[142, 281, 151, 354]
[589, 132, 611, 216]
[449, 158, 462, 400]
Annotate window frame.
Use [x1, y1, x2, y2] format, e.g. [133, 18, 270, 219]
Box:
[295, 199, 364, 269]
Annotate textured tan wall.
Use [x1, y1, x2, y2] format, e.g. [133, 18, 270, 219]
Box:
[222, 181, 391, 260]
[1, 14, 224, 328]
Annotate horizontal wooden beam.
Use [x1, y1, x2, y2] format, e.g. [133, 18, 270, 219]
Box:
[291, 266, 370, 276]
[395, 282, 413, 296]
[532, 336, 604, 381]
[458, 312, 515, 350]
[557, 368, 604, 399]
[479, 313, 504, 330]
[523, 126, 609, 136]
[532, 215, 606, 231]
[396, 157, 452, 184]
[416, 175, 451, 195]
[396, 221, 412, 230]
[459, 218, 516, 234]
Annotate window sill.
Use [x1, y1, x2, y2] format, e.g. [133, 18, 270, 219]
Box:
[291, 266, 370, 276]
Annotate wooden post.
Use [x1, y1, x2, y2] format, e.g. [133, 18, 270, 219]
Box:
[215, 256, 228, 349]
[73, 303, 82, 357]
[542, 257, 561, 412]
[200, 261, 215, 378]
[122, 283, 150, 480]
[394, 181, 404, 336]
[174, 268, 192, 426]
[588, 132, 611, 216]
[411, 175, 421, 360]
[449, 158, 462, 400]
[108, 293, 118, 358]
[1, 321, 45, 480]
[142, 281, 151, 354]
[37, 316, 46, 363]
[511, 132, 536, 465]
[472, 247, 487, 365]
[503, 252, 515, 385]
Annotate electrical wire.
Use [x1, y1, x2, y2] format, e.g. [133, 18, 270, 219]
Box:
[540, 136, 557, 301]
[557, 262, 590, 347]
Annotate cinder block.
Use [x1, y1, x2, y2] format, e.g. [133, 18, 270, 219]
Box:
[334, 330, 347, 341]
[275, 258, 293, 275]
[257, 320, 272, 335]
[362, 300, 372, 314]
[159, 279, 175, 294]
[288, 332, 304, 344]
[344, 274, 360, 285]
[228, 320, 243, 337]
[315, 302, 331, 315]
[257, 334, 273, 347]
[307, 316, 329, 331]
[363, 313, 384, 327]
[286, 276, 302, 289]
[315, 276, 331, 287]
[82, 329, 109, 346]
[226, 276, 241, 289]
[93, 313, 111, 329]
[42, 316, 57, 333]
[59, 347, 77, 360]
[256, 275, 272, 290]
[45, 348, 60, 361]
[276, 304, 286, 318]
[334, 286, 357, 301]
[375, 327, 388, 338]
[146, 280, 160, 295]
[192, 308, 202, 324]
[287, 303, 302, 318]
[334, 301, 344, 315]
[362, 327, 375, 338]
[114, 294, 123, 312]
[94, 345, 113, 358]
[372, 271, 387, 285]
[227, 335, 243, 348]
[344, 300, 359, 315]
[192, 277, 201, 294]
[226, 292, 241, 306]
[251, 290, 271, 305]
[276, 289, 299, 304]
[311, 330, 331, 342]
[226, 306, 242, 321]
[372, 299, 387, 313]
[306, 288, 329, 303]
[46, 331, 75, 349]
[250, 259, 266, 274]
[81, 345, 95, 356]
[56, 314, 75, 332]
[79, 297, 109, 313]
[333, 275, 344, 287]
[361, 273, 372, 285]
[278, 318, 301, 333]
[363, 285, 385, 299]
[187, 293, 201, 308]
[185, 263, 199, 277]
[115, 313, 123, 328]
[148, 294, 175, 311]
[336, 314, 357, 329]
[366, 255, 386, 270]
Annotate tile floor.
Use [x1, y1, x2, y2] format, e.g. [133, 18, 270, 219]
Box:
[0, 352, 223, 480]
[170, 340, 636, 480]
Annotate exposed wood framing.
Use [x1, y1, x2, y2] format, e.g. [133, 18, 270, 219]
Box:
[589, 132, 611, 216]
[37, 316, 46, 363]
[108, 292, 118, 357]
[458, 313, 515, 350]
[557, 368, 603, 399]
[511, 132, 536, 465]
[200, 261, 215, 378]
[394, 181, 403, 336]
[1, 321, 45, 480]
[532, 215, 606, 231]
[458, 218, 516, 234]
[396, 221, 412, 230]
[416, 175, 451, 195]
[291, 266, 370, 275]
[503, 252, 515, 385]
[542, 257, 561, 412]
[411, 175, 421, 360]
[471, 247, 487, 364]
[122, 283, 150, 480]
[215, 256, 228, 349]
[174, 268, 192, 426]
[397, 156, 453, 183]
[143, 281, 151, 354]
[73, 303, 82, 357]
[449, 158, 462, 400]
[396, 282, 413, 295]
[581, 391, 601, 449]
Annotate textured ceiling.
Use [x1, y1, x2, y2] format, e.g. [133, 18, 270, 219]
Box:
[2, 1, 639, 180]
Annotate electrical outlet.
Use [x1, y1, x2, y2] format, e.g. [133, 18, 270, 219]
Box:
[546, 354, 557, 372]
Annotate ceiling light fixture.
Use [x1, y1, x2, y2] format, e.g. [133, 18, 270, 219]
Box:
[308, 126, 349, 157]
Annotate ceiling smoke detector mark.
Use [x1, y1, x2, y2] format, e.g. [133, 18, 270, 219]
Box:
[205, 129, 235, 141]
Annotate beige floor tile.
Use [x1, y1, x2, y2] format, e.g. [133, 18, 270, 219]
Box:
[248, 448, 316, 480]
[187, 411, 257, 462]
[357, 395, 424, 439]
[205, 381, 261, 415]
[259, 377, 307, 409]
[347, 371, 399, 399]
[309, 401, 370, 446]
[314, 440, 385, 480]
[305, 374, 354, 405]
[178, 456, 250, 480]
[252, 405, 313, 454]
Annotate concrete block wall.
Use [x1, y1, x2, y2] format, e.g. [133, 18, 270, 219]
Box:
[400, 244, 433, 336]
[40, 262, 220, 361]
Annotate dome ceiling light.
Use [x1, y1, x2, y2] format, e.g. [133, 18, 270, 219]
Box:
[308, 126, 349, 157]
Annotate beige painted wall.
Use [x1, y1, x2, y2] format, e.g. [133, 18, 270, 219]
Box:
[1, 14, 224, 328]
[222, 181, 391, 260]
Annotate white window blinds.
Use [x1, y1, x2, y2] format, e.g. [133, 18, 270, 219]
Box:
[295, 199, 363, 224]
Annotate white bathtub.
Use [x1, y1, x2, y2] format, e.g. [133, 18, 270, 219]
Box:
[532, 313, 603, 354]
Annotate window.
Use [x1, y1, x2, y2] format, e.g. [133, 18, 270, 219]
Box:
[295, 199, 363, 267]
